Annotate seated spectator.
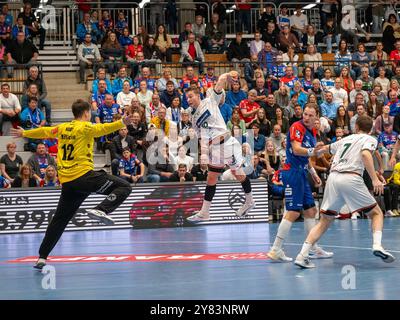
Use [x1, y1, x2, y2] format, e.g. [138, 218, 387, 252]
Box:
[320, 68, 335, 92]
[125, 36, 143, 75]
[226, 81, 247, 112]
[118, 147, 145, 183]
[250, 108, 271, 137]
[11, 164, 38, 188]
[95, 94, 122, 125]
[1, 4, 13, 28]
[155, 24, 172, 62]
[347, 92, 367, 118]
[27, 143, 56, 182]
[257, 42, 278, 76]
[91, 79, 112, 117]
[137, 80, 153, 115]
[322, 16, 340, 54]
[116, 80, 136, 110]
[160, 80, 181, 108]
[119, 27, 133, 48]
[375, 105, 394, 136]
[386, 89, 400, 116]
[77, 33, 101, 84]
[18, 2, 45, 50]
[277, 25, 301, 52]
[166, 96, 182, 125]
[101, 32, 124, 76]
[112, 66, 133, 97]
[205, 13, 226, 53]
[125, 110, 147, 158]
[350, 80, 369, 104]
[277, 5, 290, 31]
[289, 103, 303, 126]
[191, 154, 208, 182]
[0, 142, 23, 183]
[280, 66, 298, 89]
[90, 10, 100, 30]
[352, 43, 373, 78]
[371, 42, 391, 78]
[245, 59, 263, 90]
[227, 32, 250, 70]
[115, 11, 128, 38]
[334, 39, 354, 78]
[378, 123, 398, 170]
[0, 83, 21, 135]
[367, 91, 384, 119]
[303, 44, 323, 79]
[98, 10, 114, 39]
[239, 89, 261, 128]
[92, 68, 112, 93]
[39, 165, 60, 187]
[262, 22, 278, 49]
[358, 66, 375, 93]
[180, 32, 205, 75]
[147, 144, 175, 182]
[20, 96, 45, 131]
[267, 54, 286, 91]
[23, 66, 51, 124]
[308, 79, 324, 105]
[201, 67, 217, 89]
[320, 91, 339, 126]
[390, 78, 400, 96]
[11, 17, 30, 39]
[0, 173, 10, 188]
[178, 109, 193, 138]
[192, 15, 207, 50]
[329, 78, 348, 108]
[227, 107, 246, 134]
[350, 104, 368, 133]
[178, 22, 193, 48]
[5, 31, 38, 78]
[339, 66, 354, 95]
[231, 124, 246, 144]
[270, 106, 289, 134]
[282, 46, 299, 76]
[390, 39, 400, 73]
[133, 67, 156, 92]
[274, 84, 290, 112]
[300, 66, 314, 93]
[76, 12, 99, 43]
[151, 106, 170, 136]
[269, 124, 286, 152]
[136, 25, 149, 46]
[250, 31, 265, 59]
[0, 13, 11, 47]
[302, 25, 323, 50]
[261, 139, 281, 175]
[147, 93, 165, 123]
[253, 78, 268, 112]
[143, 36, 163, 75]
[173, 145, 194, 171]
[330, 105, 351, 138]
[290, 81, 308, 109]
[290, 5, 308, 40]
[251, 122, 266, 153]
[375, 67, 390, 95]
[169, 163, 193, 182]
[156, 68, 179, 92]
[180, 65, 201, 91]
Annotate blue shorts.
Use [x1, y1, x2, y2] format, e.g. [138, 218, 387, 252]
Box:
[281, 168, 315, 212]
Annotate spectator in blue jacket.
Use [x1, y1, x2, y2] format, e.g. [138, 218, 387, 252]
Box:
[251, 122, 266, 153]
[160, 81, 180, 108]
[20, 96, 45, 129]
[92, 68, 112, 93]
[11, 17, 29, 39]
[119, 27, 133, 48]
[226, 81, 247, 111]
[76, 12, 100, 43]
[111, 66, 133, 97]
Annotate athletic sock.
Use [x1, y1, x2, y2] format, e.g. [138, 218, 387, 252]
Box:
[241, 177, 252, 194]
[271, 219, 292, 251]
[304, 217, 318, 250]
[245, 192, 254, 204]
[300, 242, 313, 257]
[373, 231, 383, 248]
[200, 200, 211, 215]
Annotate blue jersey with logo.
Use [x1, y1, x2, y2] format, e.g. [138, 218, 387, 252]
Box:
[378, 131, 398, 148]
[285, 120, 316, 170]
[133, 78, 156, 92]
[119, 154, 140, 175]
[97, 104, 121, 123]
[0, 176, 9, 188]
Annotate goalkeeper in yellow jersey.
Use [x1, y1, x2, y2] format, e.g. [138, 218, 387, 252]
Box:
[12, 99, 134, 270]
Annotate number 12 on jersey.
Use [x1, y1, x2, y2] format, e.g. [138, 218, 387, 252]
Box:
[62, 144, 75, 160]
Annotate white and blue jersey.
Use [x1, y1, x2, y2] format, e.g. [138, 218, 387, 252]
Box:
[97, 103, 121, 123]
[119, 154, 140, 175]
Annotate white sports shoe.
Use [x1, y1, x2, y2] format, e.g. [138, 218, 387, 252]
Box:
[385, 210, 396, 217]
[235, 201, 256, 217]
[86, 209, 115, 226]
[294, 254, 316, 269]
[309, 246, 334, 259]
[267, 249, 293, 262]
[186, 211, 210, 222]
[373, 246, 395, 263]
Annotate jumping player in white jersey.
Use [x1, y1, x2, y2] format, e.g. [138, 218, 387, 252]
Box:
[295, 115, 395, 268]
[186, 71, 255, 221]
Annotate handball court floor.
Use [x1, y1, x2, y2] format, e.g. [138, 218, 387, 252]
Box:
[1, 219, 400, 300]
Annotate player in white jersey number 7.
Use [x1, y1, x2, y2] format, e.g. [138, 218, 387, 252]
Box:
[185, 71, 256, 222]
[294, 115, 395, 269]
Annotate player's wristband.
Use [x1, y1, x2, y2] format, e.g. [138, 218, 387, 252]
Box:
[307, 148, 315, 157]
[309, 167, 317, 176]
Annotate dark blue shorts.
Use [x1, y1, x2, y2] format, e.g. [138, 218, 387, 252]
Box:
[281, 168, 315, 212]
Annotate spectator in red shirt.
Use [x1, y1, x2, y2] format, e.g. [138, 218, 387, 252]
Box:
[180, 32, 204, 74]
[239, 89, 261, 126]
[280, 66, 299, 89]
[235, 0, 251, 33]
[390, 39, 400, 72]
[180, 65, 201, 90]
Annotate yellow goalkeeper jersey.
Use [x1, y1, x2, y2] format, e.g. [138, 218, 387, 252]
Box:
[23, 119, 125, 184]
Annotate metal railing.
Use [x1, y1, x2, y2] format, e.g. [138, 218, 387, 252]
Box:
[0, 64, 44, 96]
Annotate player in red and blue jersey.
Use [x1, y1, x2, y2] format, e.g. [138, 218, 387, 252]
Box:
[268, 104, 334, 262]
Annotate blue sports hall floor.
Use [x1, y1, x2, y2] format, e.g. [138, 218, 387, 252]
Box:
[1, 219, 399, 300]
